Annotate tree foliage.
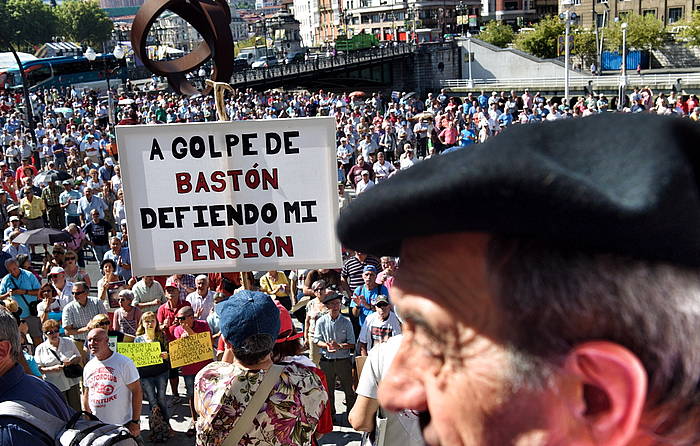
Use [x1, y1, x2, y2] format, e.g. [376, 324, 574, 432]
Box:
[55, 0, 113, 47]
[572, 29, 597, 67]
[477, 21, 515, 48]
[604, 13, 665, 51]
[679, 11, 700, 47]
[2, 0, 58, 51]
[515, 16, 565, 59]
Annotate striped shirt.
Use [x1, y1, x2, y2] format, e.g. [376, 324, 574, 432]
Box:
[341, 255, 380, 291]
[62, 297, 107, 341]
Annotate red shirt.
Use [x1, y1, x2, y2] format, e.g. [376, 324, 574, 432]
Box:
[156, 299, 185, 341]
[173, 320, 212, 376]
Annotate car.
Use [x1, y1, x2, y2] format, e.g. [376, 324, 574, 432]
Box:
[251, 56, 279, 69]
[233, 58, 249, 72]
[283, 52, 306, 64]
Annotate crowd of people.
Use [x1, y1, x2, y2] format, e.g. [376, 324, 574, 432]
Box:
[1, 79, 699, 446]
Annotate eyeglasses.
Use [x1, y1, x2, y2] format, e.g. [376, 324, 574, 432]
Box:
[175, 316, 189, 321]
[97, 321, 110, 327]
[143, 320, 155, 324]
[44, 330, 58, 335]
[65, 257, 76, 261]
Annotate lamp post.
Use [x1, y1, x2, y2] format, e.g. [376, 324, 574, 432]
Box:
[559, 11, 577, 104]
[466, 31, 473, 88]
[3, 42, 37, 149]
[85, 45, 126, 125]
[619, 22, 628, 110]
[457, 1, 467, 35]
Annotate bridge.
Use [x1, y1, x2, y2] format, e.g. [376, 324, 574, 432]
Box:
[224, 44, 414, 90]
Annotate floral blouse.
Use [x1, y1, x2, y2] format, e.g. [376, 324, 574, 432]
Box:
[195, 360, 328, 446]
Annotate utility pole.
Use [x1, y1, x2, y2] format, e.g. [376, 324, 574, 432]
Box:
[4, 42, 37, 147]
[559, 11, 577, 104]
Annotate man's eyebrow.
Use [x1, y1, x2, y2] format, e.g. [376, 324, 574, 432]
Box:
[401, 309, 441, 340]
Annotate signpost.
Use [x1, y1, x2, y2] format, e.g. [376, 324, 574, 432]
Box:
[116, 117, 342, 276]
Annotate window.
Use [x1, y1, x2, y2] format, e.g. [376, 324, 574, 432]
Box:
[596, 13, 605, 27]
[642, 8, 656, 16]
[573, 0, 581, 5]
[668, 7, 683, 23]
[361, 14, 370, 23]
[505, 1, 518, 10]
[25, 64, 52, 85]
[371, 13, 380, 22]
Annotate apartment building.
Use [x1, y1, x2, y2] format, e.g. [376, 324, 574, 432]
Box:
[560, 0, 697, 28]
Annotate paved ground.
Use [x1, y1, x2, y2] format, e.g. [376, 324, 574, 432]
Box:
[77, 256, 362, 446]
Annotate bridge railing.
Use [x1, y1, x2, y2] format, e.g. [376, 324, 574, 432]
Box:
[441, 72, 700, 90]
[230, 43, 413, 85]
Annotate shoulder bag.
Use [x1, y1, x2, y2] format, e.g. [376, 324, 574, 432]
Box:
[49, 346, 83, 379]
[221, 364, 284, 446]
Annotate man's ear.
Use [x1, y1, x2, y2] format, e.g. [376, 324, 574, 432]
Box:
[561, 341, 648, 446]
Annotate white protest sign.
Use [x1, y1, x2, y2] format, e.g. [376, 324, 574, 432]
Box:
[116, 117, 342, 276]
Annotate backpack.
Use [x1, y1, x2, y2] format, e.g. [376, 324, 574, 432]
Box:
[0, 400, 138, 446]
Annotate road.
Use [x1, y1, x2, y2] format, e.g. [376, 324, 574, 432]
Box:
[80, 258, 362, 446]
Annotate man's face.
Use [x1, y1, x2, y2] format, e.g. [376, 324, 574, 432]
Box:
[72, 285, 88, 305]
[87, 329, 109, 358]
[91, 210, 99, 222]
[51, 272, 65, 284]
[166, 286, 179, 301]
[376, 302, 391, 320]
[196, 277, 208, 294]
[378, 152, 385, 163]
[6, 262, 19, 277]
[110, 238, 121, 252]
[362, 270, 376, 286]
[177, 311, 194, 328]
[85, 188, 92, 199]
[378, 233, 549, 446]
[323, 298, 341, 316]
[144, 276, 154, 286]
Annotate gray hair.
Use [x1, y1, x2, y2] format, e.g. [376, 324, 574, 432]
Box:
[0, 308, 21, 362]
[195, 274, 208, 283]
[73, 281, 88, 295]
[3, 257, 16, 269]
[488, 237, 700, 444]
[118, 289, 134, 300]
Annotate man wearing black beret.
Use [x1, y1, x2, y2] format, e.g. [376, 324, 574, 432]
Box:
[337, 113, 700, 445]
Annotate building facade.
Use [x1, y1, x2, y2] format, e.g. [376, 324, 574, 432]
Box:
[560, 0, 697, 28]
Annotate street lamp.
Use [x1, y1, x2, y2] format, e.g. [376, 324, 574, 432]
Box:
[619, 22, 628, 110]
[466, 31, 473, 88]
[84, 46, 125, 124]
[559, 11, 577, 104]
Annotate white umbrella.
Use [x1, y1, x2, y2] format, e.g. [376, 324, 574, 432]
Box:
[118, 98, 135, 105]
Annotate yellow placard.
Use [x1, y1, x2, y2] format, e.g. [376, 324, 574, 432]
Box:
[169, 331, 213, 368]
[117, 342, 163, 367]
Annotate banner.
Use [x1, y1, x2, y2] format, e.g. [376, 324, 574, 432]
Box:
[116, 118, 342, 275]
[169, 331, 213, 368]
[117, 342, 163, 367]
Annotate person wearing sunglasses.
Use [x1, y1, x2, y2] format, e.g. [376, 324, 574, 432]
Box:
[34, 319, 82, 411]
[62, 249, 91, 288]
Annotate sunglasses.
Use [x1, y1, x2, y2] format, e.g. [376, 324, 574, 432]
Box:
[65, 257, 76, 260]
[175, 316, 189, 321]
[44, 330, 58, 335]
[97, 321, 110, 327]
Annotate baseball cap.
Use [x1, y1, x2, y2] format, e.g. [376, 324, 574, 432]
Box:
[363, 265, 377, 274]
[375, 295, 390, 306]
[62, 180, 72, 185]
[9, 216, 19, 222]
[275, 301, 303, 344]
[104, 158, 114, 166]
[164, 277, 178, 289]
[49, 266, 65, 276]
[217, 290, 280, 349]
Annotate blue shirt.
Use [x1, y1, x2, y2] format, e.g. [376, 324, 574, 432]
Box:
[0, 269, 41, 318]
[59, 190, 81, 217]
[351, 284, 389, 328]
[0, 363, 74, 446]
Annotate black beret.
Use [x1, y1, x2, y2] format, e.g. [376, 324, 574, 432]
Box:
[337, 114, 700, 266]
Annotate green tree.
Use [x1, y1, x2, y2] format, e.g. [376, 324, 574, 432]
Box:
[515, 16, 565, 59]
[679, 10, 700, 47]
[572, 28, 597, 68]
[477, 21, 515, 48]
[55, 0, 113, 47]
[1, 0, 58, 51]
[604, 13, 665, 51]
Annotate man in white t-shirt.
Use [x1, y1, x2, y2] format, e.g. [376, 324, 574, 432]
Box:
[358, 295, 402, 356]
[372, 152, 395, 184]
[82, 328, 142, 438]
[349, 335, 423, 446]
